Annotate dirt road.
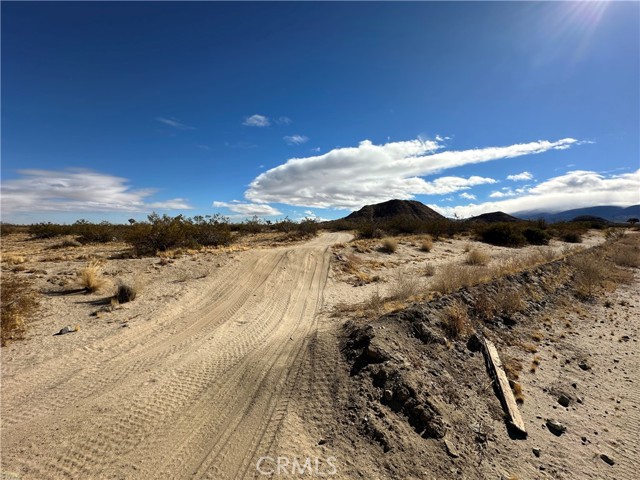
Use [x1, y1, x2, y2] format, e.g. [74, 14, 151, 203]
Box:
[1, 232, 352, 479]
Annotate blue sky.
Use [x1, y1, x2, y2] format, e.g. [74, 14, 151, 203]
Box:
[2, 1, 638, 224]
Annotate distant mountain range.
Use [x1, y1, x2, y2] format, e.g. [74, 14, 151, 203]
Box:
[513, 205, 640, 223]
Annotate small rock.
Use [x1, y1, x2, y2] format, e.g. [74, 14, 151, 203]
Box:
[55, 325, 78, 336]
[383, 389, 393, 401]
[318, 439, 327, 446]
[546, 419, 566, 436]
[444, 439, 460, 458]
[558, 394, 571, 407]
[578, 361, 591, 371]
[600, 454, 615, 466]
[532, 447, 541, 457]
[576, 396, 584, 404]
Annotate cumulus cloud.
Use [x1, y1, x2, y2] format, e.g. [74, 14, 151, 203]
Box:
[1, 169, 192, 214]
[442, 169, 640, 218]
[283, 135, 309, 145]
[507, 171, 534, 181]
[212, 201, 282, 217]
[276, 116, 292, 125]
[156, 117, 195, 130]
[459, 192, 476, 200]
[242, 114, 270, 127]
[245, 137, 578, 209]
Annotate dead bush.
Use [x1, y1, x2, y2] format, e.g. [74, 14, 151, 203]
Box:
[364, 290, 384, 316]
[4, 254, 26, 265]
[432, 264, 485, 294]
[493, 287, 525, 316]
[380, 238, 398, 254]
[423, 263, 436, 277]
[1, 276, 39, 346]
[466, 249, 490, 266]
[443, 300, 470, 338]
[503, 356, 523, 381]
[78, 261, 109, 293]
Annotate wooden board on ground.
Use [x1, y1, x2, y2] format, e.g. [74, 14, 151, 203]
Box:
[482, 336, 527, 436]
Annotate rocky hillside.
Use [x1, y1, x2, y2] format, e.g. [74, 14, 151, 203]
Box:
[345, 199, 445, 222]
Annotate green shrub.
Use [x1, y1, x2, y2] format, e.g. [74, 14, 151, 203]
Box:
[561, 231, 582, 243]
[523, 227, 550, 245]
[479, 223, 526, 247]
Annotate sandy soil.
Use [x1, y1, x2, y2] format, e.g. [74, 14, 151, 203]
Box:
[1, 229, 637, 479]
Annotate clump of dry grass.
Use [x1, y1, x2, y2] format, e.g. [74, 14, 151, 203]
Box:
[115, 277, 142, 304]
[443, 299, 470, 338]
[388, 269, 422, 301]
[521, 342, 538, 353]
[3, 254, 26, 265]
[419, 235, 433, 252]
[423, 263, 436, 277]
[380, 238, 398, 254]
[466, 249, 490, 266]
[432, 264, 484, 294]
[503, 356, 523, 381]
[530, 355, 542, 373]
[510, 381, 525, 404]
[364, 290, 384, 316]
[1, 276, 39, 346]
[494, 287, 525, 316]
[77, 261, 109, 293]
[531, 330, 544, 342]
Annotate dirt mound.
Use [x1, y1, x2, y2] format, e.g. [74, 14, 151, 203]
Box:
[344, 199, 445, 222]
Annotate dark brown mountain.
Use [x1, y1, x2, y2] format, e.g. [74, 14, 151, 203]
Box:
[467, 211, 522, 223]
[344, 199, 445, 222]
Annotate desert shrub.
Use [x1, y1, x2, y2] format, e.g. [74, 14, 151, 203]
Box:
[73, 220, 118, 244]
[273, 217, 296, 233]
[296, 218, 319, 237]
[380, 238, 398, 253]
[28, 222, 72, 239]
[1, 276, 39, 346]
[570, 253, 606, 298]
[356, 222, 383, 239]
[561, 231, 582, 243]
[423, 263, 436, 277]
[3, 254, 26, 265]
[364, 290, 384, 316]
[479, 223, 526, 248]
[503, 356, 523, 381]
[612, 244, 640, 268]
[419, 235, 433, 252]
[466, 249, 490, 266]
[115, 278, 142, 304]
[493, 287, 525, 316]
[432, 264, 482, 294]
[78, 261, 109, 293]
[605, 228, 625, 242]
[389, 270, 422, 301]
[523, 227, 550, 245]
[59, 239, 82, 248]
[443, 300, 470, 338]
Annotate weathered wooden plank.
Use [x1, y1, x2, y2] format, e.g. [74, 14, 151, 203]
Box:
[482, 337, 527, 435]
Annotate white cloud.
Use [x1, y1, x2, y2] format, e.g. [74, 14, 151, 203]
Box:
[459, 192, 476, 200]
[1, 169, 192, 214]
[442, 169, 640, 218]
[156, 117, 195, 130]
[283, 135, 309, 145]
[212, 201, 282, 217]
[242, 114, 270, 127]
[245, 137, 578, 209]
[507, 171, 534, 181]
[276, 116, 292, 125]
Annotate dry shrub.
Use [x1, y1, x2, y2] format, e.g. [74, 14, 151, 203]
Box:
[1, 276, 39, 346]
[503, 356, 523, 381]
[510, 381, 525, 404]
[473, 293, 496, 319]
[423, 263, 436, 277]
[364, 290, 384, 316]
[494, 287, 525, 316]
[443, 300, 470, 338]
[530, 355, 542, 372]
[570, 253, 606, 298]
[466, 249, 490, 266]
[419, 235, 433, 252]
[380, 238, 398, 254]
[389, 269, 422, 301]
[612, 244, 640, 268]
[521, 342, 538, 353]
[432, 264, 483, 294]
[531, 330, 544, 341]
[115, 277, 142, 303]
[4, 254, 26, 265]
[78, 261, 109, 293]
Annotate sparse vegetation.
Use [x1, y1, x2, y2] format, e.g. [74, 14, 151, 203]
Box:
[523, 227, 550, 245]
[419, 235, 433, 252]
[115, 278, 142, 304]
[380, 238, 398, 253]
[78, 261, 109, 293]
[388, 269, 422, 301]
[442, 300, 470, 338]
[570, 253, 607, 298]
[561, 231, 582, 243]
[1, 276, 39, 346]
[478, 223, 526, 248]
[466, 249, 490, 266]
[612, 244, 640, 268]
